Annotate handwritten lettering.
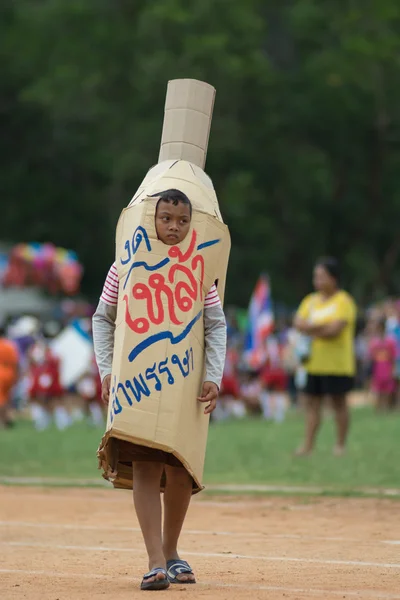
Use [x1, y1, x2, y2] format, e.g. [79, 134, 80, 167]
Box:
[147, 274, 181, 325]
[190, 347, 194, 370]
[125, 375, 151, 403]
[113, 225, 223, 407]
[118, 382, 133, 407]
[145, 363, 162, 392]
[110, 347, 194, 418]
[112, 393, 122, 417]
[171, 350, 190, 378]
[124, 230, 207, 333]
[120, 240, 131, 265]
[109, 376, 122, 422]
[158, 358, 175, 385]
[168, 229, 197, 263]
[121, 226, 163, 290]
[120, 226, 151, 267]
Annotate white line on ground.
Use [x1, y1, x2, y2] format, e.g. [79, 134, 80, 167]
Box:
[0, 477, 109, 487]
[2, 520, 399, 546]
[2, 477, 400, 496]
[385, 541, 400, 545]
[0, 489, 275, 508]
[2, 540, 400, 569]
[0, 568, 399, 599]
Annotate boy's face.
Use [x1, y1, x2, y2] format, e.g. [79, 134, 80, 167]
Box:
[155, 200, 191, 245]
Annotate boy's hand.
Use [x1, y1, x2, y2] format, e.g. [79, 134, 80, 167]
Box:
[197, 381, 219, 415]
[101, 374, 111, 405]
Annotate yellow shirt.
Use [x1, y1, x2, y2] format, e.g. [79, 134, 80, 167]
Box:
[297, 290, 357, 376]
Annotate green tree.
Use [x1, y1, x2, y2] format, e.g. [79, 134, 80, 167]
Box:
[2, 0, 400, 307]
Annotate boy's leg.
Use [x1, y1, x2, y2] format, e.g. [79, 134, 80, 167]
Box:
[132, 461, 166, 582]
[163, 464, 195, 582]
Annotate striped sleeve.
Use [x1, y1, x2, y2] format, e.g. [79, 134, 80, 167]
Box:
[100, 262, 119, 306]
[204, 283, 221, 308]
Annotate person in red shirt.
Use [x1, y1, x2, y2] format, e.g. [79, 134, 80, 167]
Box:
[220, 346, 241, 397]
[28, 339, 68, 430]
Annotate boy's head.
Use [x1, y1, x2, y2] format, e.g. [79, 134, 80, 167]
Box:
[151, 189, 192, 245]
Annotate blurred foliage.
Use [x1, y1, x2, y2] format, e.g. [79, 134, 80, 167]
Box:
[2, 0, 400, 306]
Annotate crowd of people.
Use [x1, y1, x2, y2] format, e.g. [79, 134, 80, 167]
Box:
[218, 298, 400, 425]
[356, 299, 400, 410]
[0, 313, 104, 430]
[1, 287, 400, 432]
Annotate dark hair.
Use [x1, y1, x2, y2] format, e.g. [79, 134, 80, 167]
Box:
[315, 256, 340, 283]
[151, 188, 192, 216]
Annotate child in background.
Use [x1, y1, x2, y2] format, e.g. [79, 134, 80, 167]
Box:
[76, 355, 104, 426]
[259, 335, 287, 422]
[384, 300, 400, 407]
[368, 318, 396, 411]
[240, 369, 262, 416]
[7, 317, 38, 413]
[213, 343, 243, 420]
[28, 338, 67, 430]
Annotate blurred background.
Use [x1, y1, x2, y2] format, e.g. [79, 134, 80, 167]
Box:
[1, 0, 400, 491]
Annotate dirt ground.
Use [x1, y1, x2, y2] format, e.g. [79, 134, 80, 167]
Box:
[1, 486, 400, 600]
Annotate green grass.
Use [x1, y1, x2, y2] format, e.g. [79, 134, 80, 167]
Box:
[1, 408, 399, 492]
[205, 408, 400, 489]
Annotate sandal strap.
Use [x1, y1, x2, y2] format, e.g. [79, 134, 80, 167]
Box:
[143, 567, 167, 581]
[167, 560, 193, 576]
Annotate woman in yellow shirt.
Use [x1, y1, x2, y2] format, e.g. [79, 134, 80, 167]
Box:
[294, 258, 357, 456]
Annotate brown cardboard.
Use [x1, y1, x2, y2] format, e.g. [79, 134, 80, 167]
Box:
[129, 160, 223, 221]
[158, 80, 215, 169]
[98, 80, 230, 493]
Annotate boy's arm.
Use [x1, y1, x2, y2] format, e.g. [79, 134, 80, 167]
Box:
[92, 300, 117, 382]
[203, 303, 227, 388]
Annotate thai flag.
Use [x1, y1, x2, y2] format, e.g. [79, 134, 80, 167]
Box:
[244, 275, 274, 368]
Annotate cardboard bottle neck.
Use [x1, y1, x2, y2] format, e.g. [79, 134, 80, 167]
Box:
[158, 79, 216, 169]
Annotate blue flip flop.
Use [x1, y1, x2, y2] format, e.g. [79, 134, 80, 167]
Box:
[166, 559, 196, 584]
[140, 567, 170, 591]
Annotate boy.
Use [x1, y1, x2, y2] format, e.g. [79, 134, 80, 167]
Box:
[93, 189, 227, 590]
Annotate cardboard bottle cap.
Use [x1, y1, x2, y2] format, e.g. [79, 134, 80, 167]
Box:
[158, 79, 216, 169]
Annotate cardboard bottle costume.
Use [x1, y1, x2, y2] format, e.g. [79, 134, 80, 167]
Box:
[97, 79, 230, 493]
